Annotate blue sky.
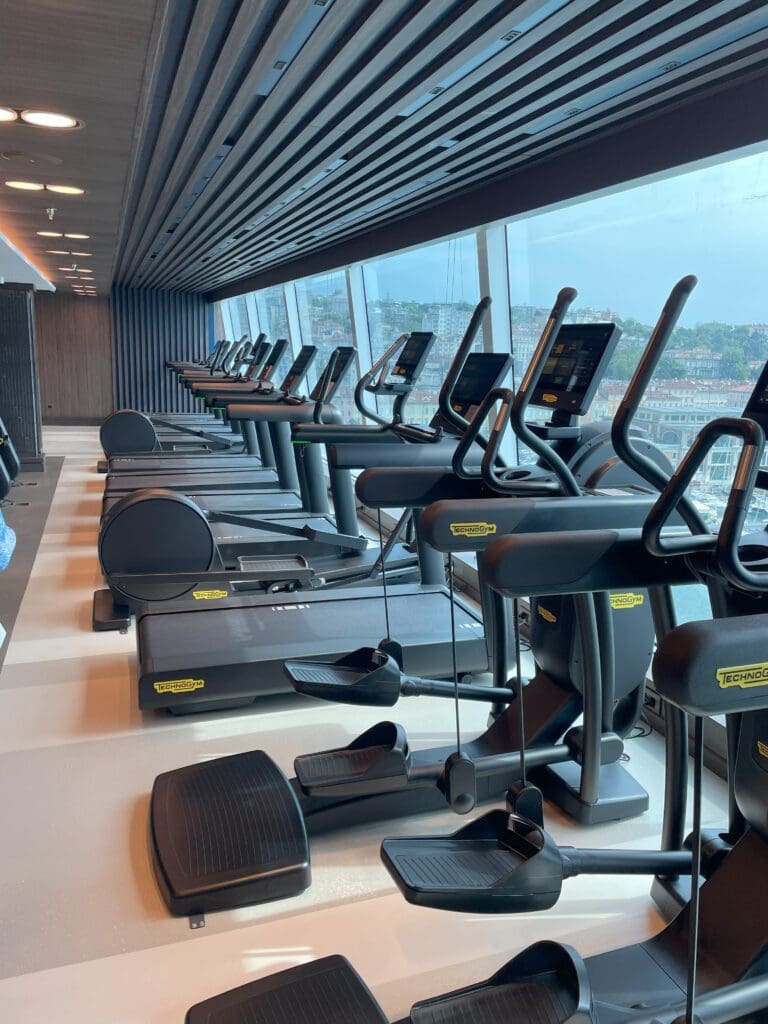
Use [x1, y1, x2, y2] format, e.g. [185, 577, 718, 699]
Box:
[363, 148, 768, 327]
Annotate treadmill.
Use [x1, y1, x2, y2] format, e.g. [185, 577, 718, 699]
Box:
[101, 346, 357, 496]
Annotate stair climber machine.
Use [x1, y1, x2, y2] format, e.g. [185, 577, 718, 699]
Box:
[100, 345, 357, 500]
[99, 343, 319, 516]
[99, 335, 270, 466]
[105, 337, 289, 474]
[93, 335, 442, 631]
[128, 301, 511, 713]
[147, 281, 690, 917]
[283, 279, 698, 827]
[183, 392, 768, 1024]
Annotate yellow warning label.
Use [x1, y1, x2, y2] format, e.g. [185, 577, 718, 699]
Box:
[610, 592, 645, 610]
[153, 678, 205, 695]
[449, 521, 497, 538]
[716, 663, 768, 690]
[192, 589, 228, 600]
[541, 393, 558, 403]
[537, 604, 557, 624]
[758, 740, 768, 759]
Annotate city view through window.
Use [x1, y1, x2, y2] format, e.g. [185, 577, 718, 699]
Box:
[218, 147, 767, 622]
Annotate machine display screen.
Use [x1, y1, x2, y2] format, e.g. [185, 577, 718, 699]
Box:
[530, 322, 620, 416]
[452, 352, 510, 407]
[391, 332, 434, 378]
[292, 345, 316, 373]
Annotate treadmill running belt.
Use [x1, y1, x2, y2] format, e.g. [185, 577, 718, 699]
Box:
[186, 956, 387, 1024]
[411, 980, 572, 1024]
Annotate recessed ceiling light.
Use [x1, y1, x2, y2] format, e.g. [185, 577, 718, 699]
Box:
[59, 266, 75, 270]
[37, 230, 62, 237]
[46, 249, 69, 254]
[20, 110, 78, 129]
[46, 184, 85, 195]
[77, 268, 93, 274]
[5, 179, 45, 190]
[70, 251, 91, 256]
[64, 232, 89, 239]
[0, 107, 17, 122]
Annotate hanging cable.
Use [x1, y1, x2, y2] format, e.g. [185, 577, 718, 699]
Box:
[447, 553, 461, 756]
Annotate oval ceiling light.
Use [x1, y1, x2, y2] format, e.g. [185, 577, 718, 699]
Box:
[37, 230, 62, 237]
[46, 184, 85, 195]
[64, 232, 89, 239]
[5, 179, 44, 190]
[20, 110, 78, 129]
[46, 249, 69, 254]
[0, 107, 18, 122]
[70, 250, 91, 256]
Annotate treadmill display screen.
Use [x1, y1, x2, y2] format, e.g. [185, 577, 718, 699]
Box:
[530, 322, 621, 416]
[291, 346, 316, 374]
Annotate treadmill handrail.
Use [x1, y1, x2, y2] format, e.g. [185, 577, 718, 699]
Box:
[437, 296, 491, 435]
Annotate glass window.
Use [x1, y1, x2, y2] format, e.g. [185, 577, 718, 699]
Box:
[363, 235, 481, 426]
[294, 270, 360, 422]
[251, 286, 291, 380]
[228, 295, 252, 339]
[212, 302, 226, 343]
[506, 148, 768, 527]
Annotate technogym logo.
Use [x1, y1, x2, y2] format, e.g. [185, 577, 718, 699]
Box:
[610, 592, 645, 610]
[716, 663, 768, 690]
[154, 678, 205, 694]
[758, 740, 768, 759]
[449, 522, 497, 538]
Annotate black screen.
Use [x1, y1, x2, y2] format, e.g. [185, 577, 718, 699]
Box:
[743, 360, 768, 432]
[291, 345, 315, 373]
[392, 332, 433, 378]
[452, 352, 510, 405]
[530, 323, 620, 415]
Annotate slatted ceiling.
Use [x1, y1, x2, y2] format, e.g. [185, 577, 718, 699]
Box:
[109, 0, 768, 298]
[3, 2, 765, 300]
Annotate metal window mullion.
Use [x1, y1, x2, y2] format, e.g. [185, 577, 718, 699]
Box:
[283, 282, 303, 362]
[244, 292, 260, 339]
[477, 224, 516, 462]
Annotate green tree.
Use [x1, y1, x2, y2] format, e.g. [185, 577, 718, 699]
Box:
[720, 346, 749, 379]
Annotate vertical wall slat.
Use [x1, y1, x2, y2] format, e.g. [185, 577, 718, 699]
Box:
[111, 285, 207, 412]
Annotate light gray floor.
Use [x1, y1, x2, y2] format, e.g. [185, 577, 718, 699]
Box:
[0, 427, 728, 1022]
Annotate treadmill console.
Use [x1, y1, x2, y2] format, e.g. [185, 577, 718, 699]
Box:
[372, 331, 436, 393]
[259, 338, 288, 379]
[743, 360, 768, 435]
[281, 344, 318, 393]
[530, 322, 621, 416]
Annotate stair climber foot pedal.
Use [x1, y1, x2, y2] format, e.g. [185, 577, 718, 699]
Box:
[186, 956, 388, 1023]
[236, 554, 316, 591]
[410, 941, 593, 1024]
[151, 750, 310, 915]
[286, 647, 402, 706]
[294, 722, 411, 798]
[381, 809, 564, 913]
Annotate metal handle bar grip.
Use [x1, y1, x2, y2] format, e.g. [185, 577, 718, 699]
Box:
[510, 286, 581, 498]
[642, 418, 756, 558]
[612, 276, 704, 533]
[438, 296, 491, 434]
[451, 387, 511, 480]
[354, 333, 409, 425]
[716, 419, 767, 592]
[313, 349, 341, 424]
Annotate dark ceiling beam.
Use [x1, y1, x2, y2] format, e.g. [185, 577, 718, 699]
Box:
[208, 64, 768, 301]
[190, 0, 745, 292]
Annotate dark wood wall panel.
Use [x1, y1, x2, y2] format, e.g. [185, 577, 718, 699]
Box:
[35, 293, 114, 424]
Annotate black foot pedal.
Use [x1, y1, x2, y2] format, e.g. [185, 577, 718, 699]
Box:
[186, 956, 387, 1023]
[411, 941, 593, 1023]
[151, 750, 310, 915]
[97, 459, 108, 473]
[294, 721, 409, 797]
[381, 809, 564, 913]
[92, 588, 130, 632]
[237, 554, 315, 590]
[286, 647, 402, 706]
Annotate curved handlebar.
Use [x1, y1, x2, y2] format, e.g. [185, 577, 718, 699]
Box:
[354, 333, 409, 426]
[642, 418, 758, 558]
[612, 276, 705, 532]
[438, 296, 491, 434]
[716, 420, 767, 592]
[451, 387, 507, 480]
[509, 286, 580, 497]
